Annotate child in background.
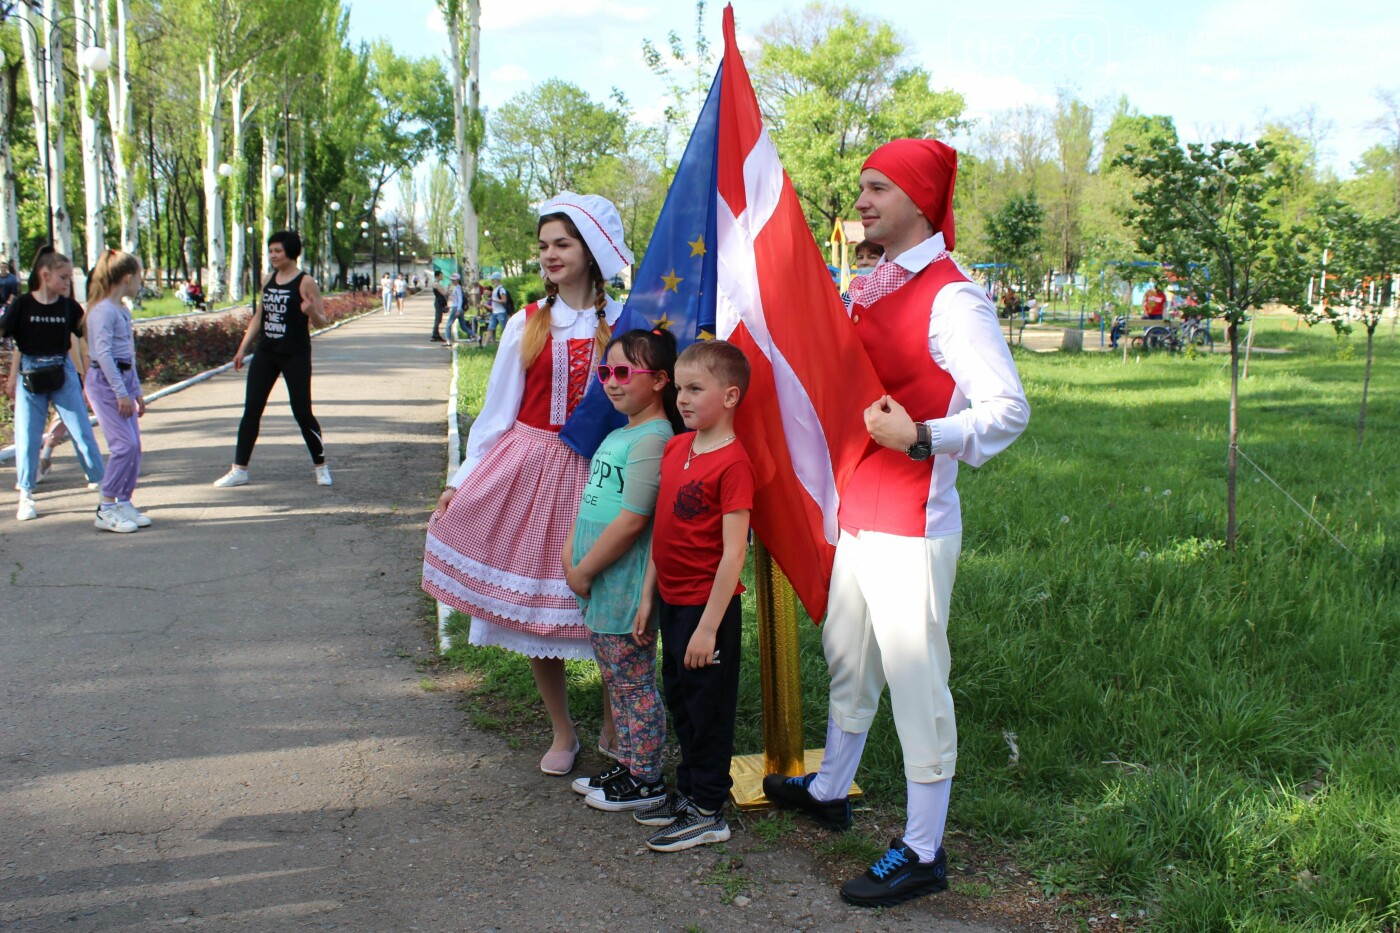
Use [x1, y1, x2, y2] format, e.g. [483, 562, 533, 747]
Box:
[633, 340, 753, 851]
[565, 329, 683, 811]
[84, 249, 150, 533]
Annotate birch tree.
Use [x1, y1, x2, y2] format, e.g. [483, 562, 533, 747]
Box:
[75, 0, 106, 271]
[439, 0, 479, 283]
[1, 47, 21, 266]
[103, 0, 138, 255]
[225, 73, 254, 299]
[18, 0, 72, 254]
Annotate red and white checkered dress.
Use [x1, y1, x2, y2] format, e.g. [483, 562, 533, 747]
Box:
[423, 298, 619, 659]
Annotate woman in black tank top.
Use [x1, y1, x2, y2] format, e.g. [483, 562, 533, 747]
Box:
[214, 231, 333, 488]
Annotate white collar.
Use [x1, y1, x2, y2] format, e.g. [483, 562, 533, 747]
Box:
[885, 232, 949, 276]
[549, 294, 621, 328]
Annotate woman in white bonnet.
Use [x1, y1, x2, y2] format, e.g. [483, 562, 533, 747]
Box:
[424, 193, 633, 776]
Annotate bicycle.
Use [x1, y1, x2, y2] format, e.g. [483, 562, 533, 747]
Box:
[1141, 317, 1214, 352]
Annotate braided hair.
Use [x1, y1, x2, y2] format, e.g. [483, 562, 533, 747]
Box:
[520, 213, 612, 368]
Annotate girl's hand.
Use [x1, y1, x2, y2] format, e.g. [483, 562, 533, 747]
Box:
[431, 487, 456, 524]
[632, 606, 654, 646]
[135, 395, 147, 417]
[565, 565, 592, 598]
[233, 349, 246, 371]
[684, 629, 716, 670]
[117, 396, 134, 418]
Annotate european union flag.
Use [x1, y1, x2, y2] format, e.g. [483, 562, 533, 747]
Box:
[558, 73, 722, 458]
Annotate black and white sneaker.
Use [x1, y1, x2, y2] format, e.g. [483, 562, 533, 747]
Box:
[633, 790, 691, 826]
[761, 771, 852, 830]
[571, 763, 627, 796]
[839, 838, 948, 907]
[585, 771, 666, 812]
[645, 803, 731, 852]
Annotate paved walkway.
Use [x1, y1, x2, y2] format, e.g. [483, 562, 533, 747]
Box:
[1, 295, 1013, 931]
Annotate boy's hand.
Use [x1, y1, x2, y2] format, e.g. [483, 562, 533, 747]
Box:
[565, 565, 591, 598]
[684, 628, 717, 670]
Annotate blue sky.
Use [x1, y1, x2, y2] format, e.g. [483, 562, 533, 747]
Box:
[345, 0, 1397, 182]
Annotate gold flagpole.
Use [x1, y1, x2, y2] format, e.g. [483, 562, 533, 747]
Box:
[729, 540, 860, 808]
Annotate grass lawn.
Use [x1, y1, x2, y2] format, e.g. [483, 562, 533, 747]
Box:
[440, 327, 1398, 930]
[129, 294, 247, 319]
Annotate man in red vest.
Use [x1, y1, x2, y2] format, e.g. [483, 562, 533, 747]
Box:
[764, 139, 1030, 907]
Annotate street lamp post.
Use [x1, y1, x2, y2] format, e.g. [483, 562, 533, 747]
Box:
[13, 4, 110, 247]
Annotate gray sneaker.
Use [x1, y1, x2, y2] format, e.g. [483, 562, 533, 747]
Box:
[118, 501, 152, 527]
[634, 790, 691, 826]
[646, 804, 731, 852]
[94, 505, 139, 534]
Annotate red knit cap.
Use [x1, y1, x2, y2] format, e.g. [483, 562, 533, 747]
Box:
[862, 139, 958, 251]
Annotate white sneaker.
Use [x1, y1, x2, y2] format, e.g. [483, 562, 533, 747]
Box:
[119, 501, 152, 527]
[213, 468, 249, 488]
[94, 505, 139, 533]
[87, 482, 100, 490]
[16, 495, 37, 521]
[314, 464, 333, 487]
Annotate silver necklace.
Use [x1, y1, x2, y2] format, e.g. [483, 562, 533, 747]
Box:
[684, 434, 736, 470]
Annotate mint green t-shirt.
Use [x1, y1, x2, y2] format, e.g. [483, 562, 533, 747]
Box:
[573, 418, 675, 634]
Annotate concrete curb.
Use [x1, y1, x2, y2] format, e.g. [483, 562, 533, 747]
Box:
[0, 307, 379, 465]
[436, 346, 461, 653]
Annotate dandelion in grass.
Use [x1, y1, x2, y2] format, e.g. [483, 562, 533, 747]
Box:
[1143, 485, 1151, 493]
[1137, 551, 1150, 560]
[1060, 515, 1070, 524]
[1162, 489, 1171, 497]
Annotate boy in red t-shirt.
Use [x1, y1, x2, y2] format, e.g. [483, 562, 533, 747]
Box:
[633, 339, 754, 852]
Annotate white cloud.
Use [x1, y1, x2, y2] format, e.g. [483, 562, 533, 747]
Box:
[425, 6, 446, 34]
[481, 0, 652, 31]
[955, 72, 1058, 116]
[489, 64, 531, 84]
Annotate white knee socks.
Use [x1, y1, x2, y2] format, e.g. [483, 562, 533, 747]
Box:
[902, 777, 952, 862]
[809, 716, 867, 802]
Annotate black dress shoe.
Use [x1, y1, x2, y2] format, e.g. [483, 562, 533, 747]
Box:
[761, 772, 851, 831]
[840, 838, 947, 908]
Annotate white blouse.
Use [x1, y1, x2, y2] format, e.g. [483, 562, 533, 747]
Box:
[448, 293, 623, 488]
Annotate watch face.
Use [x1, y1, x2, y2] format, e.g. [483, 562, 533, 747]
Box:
[908, 442, 933, 461]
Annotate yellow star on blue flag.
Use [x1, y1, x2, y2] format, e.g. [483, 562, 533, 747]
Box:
[561, 71, 722, 458]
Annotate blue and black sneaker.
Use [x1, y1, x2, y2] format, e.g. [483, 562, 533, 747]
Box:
[761, 772, 852, 831]
[839, 838, 948, 907]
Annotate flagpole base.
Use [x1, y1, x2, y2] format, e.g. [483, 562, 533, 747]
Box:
[729, 749, 863, 810]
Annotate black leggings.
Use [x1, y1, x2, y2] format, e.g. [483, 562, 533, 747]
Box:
[234, 350, 324, 466]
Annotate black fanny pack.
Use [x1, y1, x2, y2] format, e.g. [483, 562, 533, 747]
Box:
[20, 355, 66, 394]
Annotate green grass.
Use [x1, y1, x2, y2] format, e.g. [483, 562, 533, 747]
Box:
[130, 294, 247, 319]
[441, 324, 1400, 930]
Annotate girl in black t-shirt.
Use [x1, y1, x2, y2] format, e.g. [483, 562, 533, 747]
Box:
[0, 246, 106, 521]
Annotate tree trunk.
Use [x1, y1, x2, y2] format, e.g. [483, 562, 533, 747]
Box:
[200, 50, 226, 299]
[1226, 320, 1240, 549]
[20, 1, 73, 253]
[104, 0, 138, 255]
[227, 78, 252, 302]
[1358, 324, 1374, 448]
[76, 0, 105, 271]
[1, 60, 21, 266]
[446, 1, 480, 285]
[260, 126, 277, 284]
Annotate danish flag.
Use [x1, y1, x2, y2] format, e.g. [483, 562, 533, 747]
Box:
[562, 4, 884, 621]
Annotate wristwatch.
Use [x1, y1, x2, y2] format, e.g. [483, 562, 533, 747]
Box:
[906, 422, 933, 461]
